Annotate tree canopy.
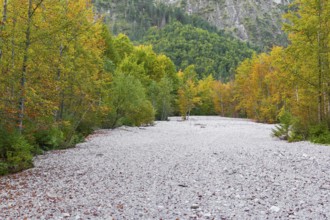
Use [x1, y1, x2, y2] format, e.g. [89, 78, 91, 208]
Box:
[143, 22, 255, 81]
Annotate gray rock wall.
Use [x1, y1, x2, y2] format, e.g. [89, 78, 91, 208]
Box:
[157, 0, 291, 45]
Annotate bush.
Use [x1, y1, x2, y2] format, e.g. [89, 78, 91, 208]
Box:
[126, 100, 155, 126]
[309, 123, 330, 144]
[119, 101, 155, 127]
[272, 109, 293, 140]
[64, 133, 85, 148]
[0, 162, 9, 176]
[76, 119, 98, 137]
[272, 109, 304, 142]
[34, 126, 64, 150]
[108, 73, 155, 128]
[0, 129, 33, 174]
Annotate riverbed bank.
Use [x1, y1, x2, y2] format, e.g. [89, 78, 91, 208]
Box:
[1, 116, 330, 219]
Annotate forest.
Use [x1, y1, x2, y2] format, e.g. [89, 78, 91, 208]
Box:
[93, 0, 223, 42]
[92, 0, 289, 50]
[1, 0, 330, 175]
[143, 22, 254, 81]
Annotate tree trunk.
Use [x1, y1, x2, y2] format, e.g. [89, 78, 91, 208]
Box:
[56, 44, 65, 121]
[317, 0, 324, 123]
[161, 99, 167, 121]
[0, 0, 8, 61]
[220, 95, 224, 117]
[18, 0, 33, 133]
[2, 0, 7, 23]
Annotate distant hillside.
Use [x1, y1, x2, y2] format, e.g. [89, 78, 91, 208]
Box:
[93, 0, 221, 42]
[156, 0, 292, 49]
[143, 22, 254, 81]
[93, 0, 292, 49]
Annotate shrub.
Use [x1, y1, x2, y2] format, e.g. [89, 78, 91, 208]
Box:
[272, 109, 304, 142]
[0, 129, 33, 174]
[108, 73, 155, 128]
[126, 100, 155, 126]
[272, 109, 293, 140]
[76, 119, 98, 137]
[0, 162, 9, 176]
[309, 123, 330, 144]
[34, 126, 64, 150]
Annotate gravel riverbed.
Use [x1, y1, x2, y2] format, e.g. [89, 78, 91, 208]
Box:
[1, 116, 330, 219]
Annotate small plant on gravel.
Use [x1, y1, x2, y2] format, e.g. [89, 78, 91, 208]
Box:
[272, 109, 304, 142]
[272, 109, 292, 140]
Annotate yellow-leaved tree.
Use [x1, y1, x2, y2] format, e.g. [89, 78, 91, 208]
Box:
[283, 0, 330, 126]
[177, 65, 201, 120]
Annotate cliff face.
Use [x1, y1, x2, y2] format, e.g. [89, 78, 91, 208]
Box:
[93, 0, 292, 49]
[156, 0, 291, 47]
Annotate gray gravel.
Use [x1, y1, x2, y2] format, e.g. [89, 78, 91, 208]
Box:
[1, 116, 330, 219]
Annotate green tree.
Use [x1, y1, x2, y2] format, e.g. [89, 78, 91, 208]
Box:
[195, 75, 216, 115]
[154, 77, 174, 120]
[106, 73, 155, 128]
[283, 0, 330, 125]
[177, 66, 200, 119]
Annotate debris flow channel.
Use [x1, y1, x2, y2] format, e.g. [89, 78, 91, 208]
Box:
[1, 116, 330, 219]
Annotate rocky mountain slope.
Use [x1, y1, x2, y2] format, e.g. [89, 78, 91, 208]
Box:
[156, 0, 292, 48]
[93, 0, 293, 49]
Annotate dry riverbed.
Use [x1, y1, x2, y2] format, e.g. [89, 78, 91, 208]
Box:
[1, 116, 330, 219]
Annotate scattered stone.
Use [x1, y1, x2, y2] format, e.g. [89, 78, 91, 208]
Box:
[270, 206, 280, 212]
[1, 116, 330, 219]
[46, 192, 58, 199]
[279, 135, 287, 140]
[63, 213, 70, 217]
[320, 183, 330, 190]
[191, 204, 199, 209]
[228, 170, 237, 175]
[244, 207, 250, 212]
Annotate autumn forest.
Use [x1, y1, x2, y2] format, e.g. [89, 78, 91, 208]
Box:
[0, 0, 330, 175]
